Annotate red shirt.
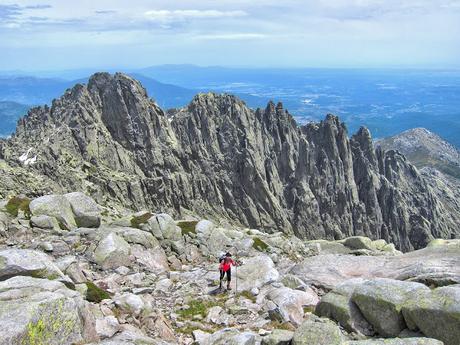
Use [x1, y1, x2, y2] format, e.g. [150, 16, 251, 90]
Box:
[219, 258, 235, 272]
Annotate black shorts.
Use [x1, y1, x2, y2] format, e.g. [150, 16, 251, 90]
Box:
[220, 269, 231, 281]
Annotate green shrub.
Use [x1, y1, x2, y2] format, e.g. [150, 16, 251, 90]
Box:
[85, 282, 111, 303]
[130, 212, 152, 228]
[252, 237, 269, 252]
[6, 196, 31, 218]
[177, 220, 198, 236]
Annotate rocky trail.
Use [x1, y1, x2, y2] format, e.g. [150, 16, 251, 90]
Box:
[0, 192, 458, 345]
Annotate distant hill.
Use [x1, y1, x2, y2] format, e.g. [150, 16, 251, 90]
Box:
[0, 76, 75, 105]
[376, 128, 460, 179]
[0, 101, 30, 137]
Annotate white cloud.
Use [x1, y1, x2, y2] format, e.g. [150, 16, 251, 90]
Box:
[144, 9, 247, 22]
[0, 0, 459, 69]
[193, 33, 267, 40]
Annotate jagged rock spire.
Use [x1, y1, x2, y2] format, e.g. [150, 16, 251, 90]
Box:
[1, 73, 457, 251]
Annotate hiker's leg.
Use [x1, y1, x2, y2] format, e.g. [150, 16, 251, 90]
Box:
[219, 270, 224, 288]
[226, 270, 232, 290]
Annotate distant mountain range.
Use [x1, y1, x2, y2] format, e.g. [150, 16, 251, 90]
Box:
[1, 66, 459, 148]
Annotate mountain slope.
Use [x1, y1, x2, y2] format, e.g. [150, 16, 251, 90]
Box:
[377, 128, 460, 179]
[0, 72, 458, 251]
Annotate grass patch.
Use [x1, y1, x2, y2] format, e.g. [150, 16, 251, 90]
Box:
[85, 282, 111, 303]
[176, 324, 219, 335]
[237, 290, 256, 303]
[177, 299, 222, 320]
[177, 220, 198, 236]
[6, 195, 31, 218]
[252, 237, 269, 252]
[303, 305, 316, 313]
[130, 212, 152, 228]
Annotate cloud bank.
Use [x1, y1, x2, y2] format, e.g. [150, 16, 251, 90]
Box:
[1, 0, 459, 70]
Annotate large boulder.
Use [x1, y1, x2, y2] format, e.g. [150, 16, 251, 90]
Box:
[201, 227, 233, 256]
[0, 276, 97, 344]
[29, 194, 77, 229]
[131, 245, 169, 272]
[104, 226, 159, 249]
[343, 338, 444, 345]
[341, 236, 374, 250]
[315, 278, 374, 335]
[93, 232, 132, 269]
[195, 219, 215, 236]
[114, 293, 148, 316]
[291, 315, 343, 345]
[0, 248, 69, 284]
[261, 329, 294, 345]
[351, 278, 430, 337]
[402, 285, 460, 345]
[236, 254, 279, 291]
[267, 286, 319, 325]
[64, 192, 101, 228]
[30, 215, 60, 230]
[148, 213, 181, 241]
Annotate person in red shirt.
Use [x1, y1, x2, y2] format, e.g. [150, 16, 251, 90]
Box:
[219, 252, 238, 290]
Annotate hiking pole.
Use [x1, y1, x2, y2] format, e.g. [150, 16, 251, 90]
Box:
[235, 259, 238, 295]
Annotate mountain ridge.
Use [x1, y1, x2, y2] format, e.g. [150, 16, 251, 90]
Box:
[376, 127, 460, 179]
[1, 72, 458, 251]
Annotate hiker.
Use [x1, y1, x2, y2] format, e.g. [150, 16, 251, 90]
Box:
[219, 252, 239, 290]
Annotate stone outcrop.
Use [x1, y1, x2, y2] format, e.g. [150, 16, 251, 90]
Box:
[0, 192, 458, 345]
[0, 72, 458, 251]
[290, 239, 460, 290]
[0, 276, 97, 344]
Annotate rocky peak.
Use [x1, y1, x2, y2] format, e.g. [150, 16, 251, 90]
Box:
[1, 73, 458, 251]
[376, 127, 460, 180]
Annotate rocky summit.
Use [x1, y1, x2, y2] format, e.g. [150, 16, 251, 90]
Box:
[0, 73, 459, 345]
[0, 72, 458, 251]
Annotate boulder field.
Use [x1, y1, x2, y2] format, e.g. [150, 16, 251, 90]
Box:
[0, 192, 458, 345]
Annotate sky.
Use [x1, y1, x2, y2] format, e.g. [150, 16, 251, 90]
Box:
[1, 0, 460, 71]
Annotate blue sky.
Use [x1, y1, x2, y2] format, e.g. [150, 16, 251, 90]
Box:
[1, 0, 460, 70]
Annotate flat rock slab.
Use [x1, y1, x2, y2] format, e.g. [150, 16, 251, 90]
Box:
[291, 243, 460, 290]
